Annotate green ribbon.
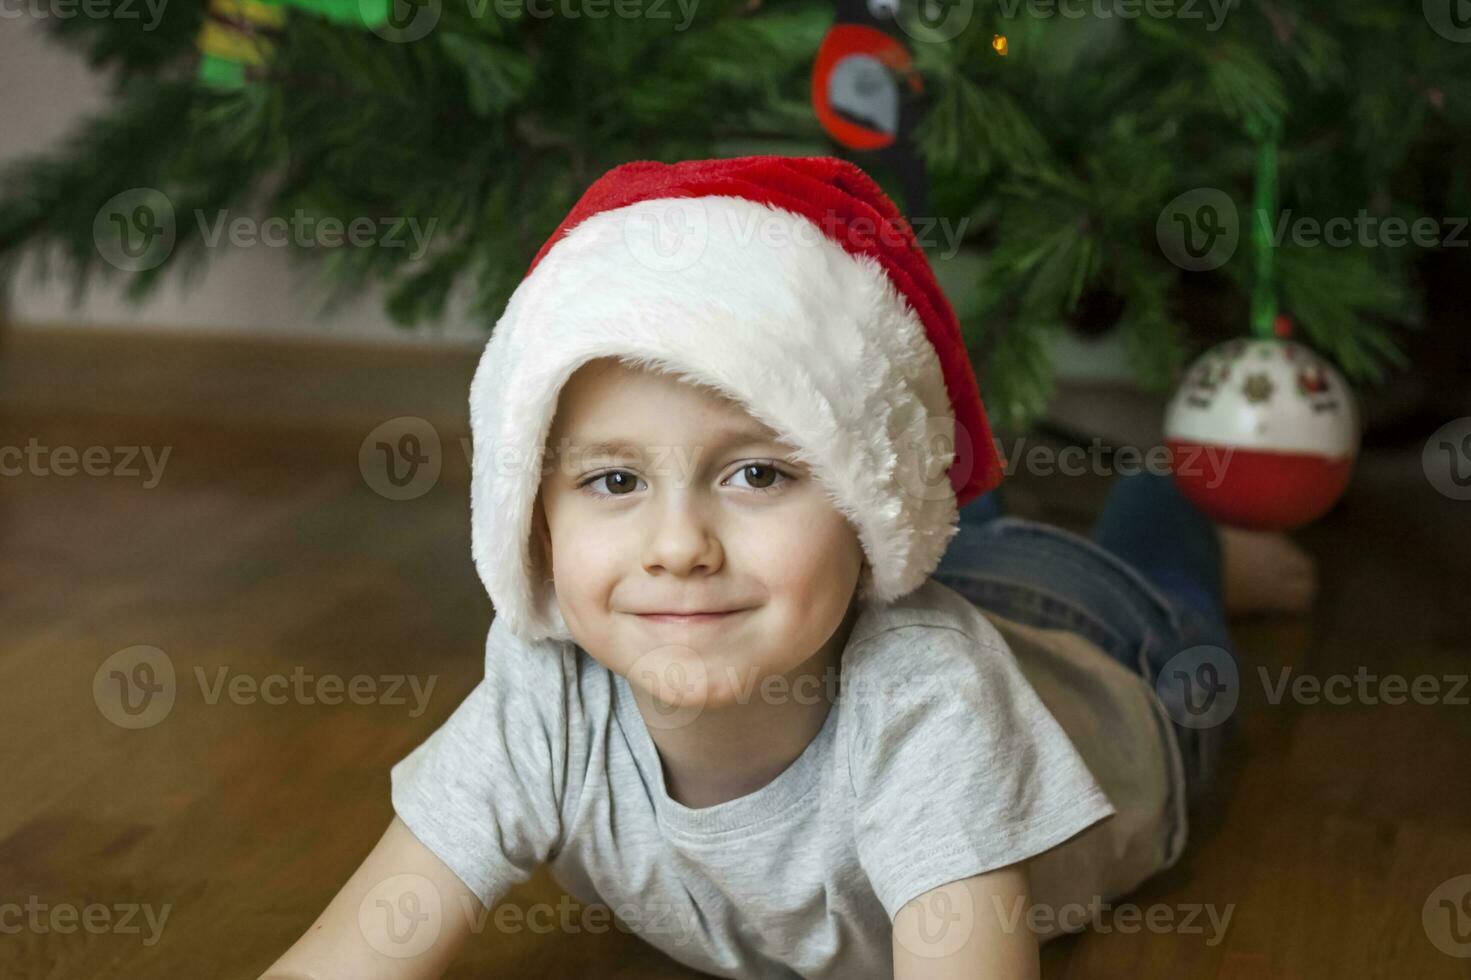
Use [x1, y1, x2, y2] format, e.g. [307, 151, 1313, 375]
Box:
[1247, 112, 1282, 339]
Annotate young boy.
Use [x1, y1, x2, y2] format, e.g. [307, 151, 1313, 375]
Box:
[261, 156, 1307, 979]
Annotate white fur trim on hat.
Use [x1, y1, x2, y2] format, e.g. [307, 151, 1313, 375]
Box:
[469, 195, 962, 643]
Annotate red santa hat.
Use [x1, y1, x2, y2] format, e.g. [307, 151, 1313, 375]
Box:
[469, 155, 1005, 642]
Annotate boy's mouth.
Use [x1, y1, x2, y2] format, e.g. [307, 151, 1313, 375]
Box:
[632, 609, 750, 624]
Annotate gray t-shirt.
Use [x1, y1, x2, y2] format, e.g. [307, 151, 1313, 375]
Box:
[390, 578, 1186, 978]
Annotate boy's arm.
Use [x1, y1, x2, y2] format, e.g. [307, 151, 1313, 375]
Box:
[259, 815, 485, 980]
[891, 861, 1040, 980]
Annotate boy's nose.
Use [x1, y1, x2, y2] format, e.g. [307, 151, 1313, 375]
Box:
[640, 498, 724, 577]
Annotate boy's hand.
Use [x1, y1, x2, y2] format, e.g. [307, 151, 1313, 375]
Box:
[892, 861, 1040, 980]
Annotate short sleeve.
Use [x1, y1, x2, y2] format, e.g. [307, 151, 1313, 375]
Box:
[390, 615, 569, 910]
[847, 624, 1117, 922]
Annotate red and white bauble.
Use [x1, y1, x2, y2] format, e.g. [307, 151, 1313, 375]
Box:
[1164, 338, 1360, 530]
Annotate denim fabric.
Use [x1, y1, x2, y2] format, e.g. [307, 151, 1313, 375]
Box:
[933, 472, 1240, 817]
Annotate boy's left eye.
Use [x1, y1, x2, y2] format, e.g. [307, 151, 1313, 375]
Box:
[727, 463, 789, 493]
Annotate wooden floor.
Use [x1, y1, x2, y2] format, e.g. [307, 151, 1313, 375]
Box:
[3, 399, 1470, 977]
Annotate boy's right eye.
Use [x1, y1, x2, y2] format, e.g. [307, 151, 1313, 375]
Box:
[578, 470, 646, 498]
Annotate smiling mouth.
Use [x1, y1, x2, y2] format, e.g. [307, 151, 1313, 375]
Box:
[633, 609, 750, 625]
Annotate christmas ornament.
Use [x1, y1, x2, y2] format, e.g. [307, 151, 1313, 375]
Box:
[1165, 335, 1360, 530]
[196, 0, 285, 89]
[1165, 113, 1360, 530]
[811, 0, 931, 215]
[1066, 284, 1126, 337]
[196, 0, 392, 90]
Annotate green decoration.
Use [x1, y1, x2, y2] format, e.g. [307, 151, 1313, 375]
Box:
[1247, 111, 1282, 341]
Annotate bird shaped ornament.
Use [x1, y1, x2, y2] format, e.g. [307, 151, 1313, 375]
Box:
[811, 0, 931, 215]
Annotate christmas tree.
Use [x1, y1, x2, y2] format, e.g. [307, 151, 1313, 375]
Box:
[1, 0, 1466, 429]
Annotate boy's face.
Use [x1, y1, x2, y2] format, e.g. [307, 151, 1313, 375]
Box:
[535, 357, 865, 711]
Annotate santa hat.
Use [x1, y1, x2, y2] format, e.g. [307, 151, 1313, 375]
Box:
[469, 155, 1005, 642]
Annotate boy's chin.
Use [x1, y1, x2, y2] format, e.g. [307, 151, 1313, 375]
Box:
[625, 647, 822, 712]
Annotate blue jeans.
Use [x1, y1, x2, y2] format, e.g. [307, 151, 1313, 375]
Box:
[932, 471, 1240, 815]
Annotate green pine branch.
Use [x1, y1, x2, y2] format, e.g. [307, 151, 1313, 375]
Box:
[1, 0, 1465, 431]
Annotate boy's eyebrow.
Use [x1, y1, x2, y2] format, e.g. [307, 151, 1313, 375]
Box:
[563, 424, 788, 459]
